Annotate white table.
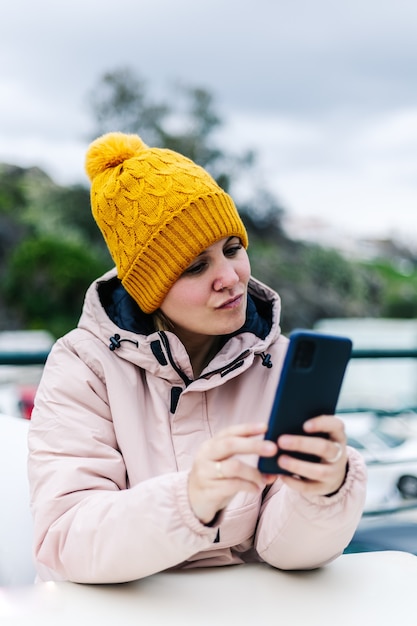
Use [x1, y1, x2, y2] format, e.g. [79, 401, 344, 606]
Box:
[1, 551, 416, 626]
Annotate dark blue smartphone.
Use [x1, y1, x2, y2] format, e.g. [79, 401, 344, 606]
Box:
[258, 329, 352, 475]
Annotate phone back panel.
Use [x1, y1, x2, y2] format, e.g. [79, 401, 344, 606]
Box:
[258, 330, 352, 474]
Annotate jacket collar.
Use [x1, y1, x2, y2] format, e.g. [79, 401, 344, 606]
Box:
[98, 275, 273, 341]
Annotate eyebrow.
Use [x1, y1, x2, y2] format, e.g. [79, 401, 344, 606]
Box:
[196, 236, 236, 257]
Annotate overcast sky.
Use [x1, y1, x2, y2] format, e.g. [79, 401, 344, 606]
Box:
[1, 0, 417, 244]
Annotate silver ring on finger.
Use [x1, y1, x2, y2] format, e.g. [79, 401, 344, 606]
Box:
[215, 461, 224, 479]
[327, 442, 343, 464]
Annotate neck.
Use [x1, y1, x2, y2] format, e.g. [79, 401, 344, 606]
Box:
[176, 331, 221, 378]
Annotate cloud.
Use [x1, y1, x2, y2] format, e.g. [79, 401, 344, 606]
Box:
[222, 105, 417, 239]
[1, 0, 417, 241]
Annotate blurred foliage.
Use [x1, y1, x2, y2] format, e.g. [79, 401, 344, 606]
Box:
[4, 235, 109, 338]
[370, 259, 417, 318]
[1, 67, 416, 338]
[0, 165, 112, 336]
[87, 67, 255, 193]
[247, 231, 383, 331]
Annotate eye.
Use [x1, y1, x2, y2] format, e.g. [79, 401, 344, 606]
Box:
[224, 243, 243, 257]
[183, 261, 207, 276]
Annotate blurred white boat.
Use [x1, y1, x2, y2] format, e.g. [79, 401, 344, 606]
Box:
[342, 412, 417, 512]
[0, 329, 54, 419]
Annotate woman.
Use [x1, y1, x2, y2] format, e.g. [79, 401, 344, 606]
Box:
[28, 132, 366, 584]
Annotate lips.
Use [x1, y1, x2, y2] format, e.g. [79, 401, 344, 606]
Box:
[217, 294, 244, 309]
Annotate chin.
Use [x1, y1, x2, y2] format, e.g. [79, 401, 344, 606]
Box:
[221, 314, 246, 336]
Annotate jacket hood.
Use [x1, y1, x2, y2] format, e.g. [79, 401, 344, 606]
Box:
[76, 268, 282, 376]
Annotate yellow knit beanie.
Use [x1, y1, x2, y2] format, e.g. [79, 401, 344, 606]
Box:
[85, 132, 248, 313]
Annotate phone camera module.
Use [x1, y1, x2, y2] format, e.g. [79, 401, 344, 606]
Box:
[293, 340, 315, 370]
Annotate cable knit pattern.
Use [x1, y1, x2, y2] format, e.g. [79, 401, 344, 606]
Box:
[85, 132, 248, 312]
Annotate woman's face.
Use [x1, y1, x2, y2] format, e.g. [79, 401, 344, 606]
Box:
[160, 237, 251, 341]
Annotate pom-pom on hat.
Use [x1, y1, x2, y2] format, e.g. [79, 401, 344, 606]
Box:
[85, 132, 248, 313]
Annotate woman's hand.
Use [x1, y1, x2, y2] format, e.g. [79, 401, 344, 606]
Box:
[188, 423, 277, 525]
[276, 415, 348, 497]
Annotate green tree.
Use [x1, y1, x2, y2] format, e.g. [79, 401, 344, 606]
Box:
[88, 67, 168, 146]
[248, 238, 383, 332]
[370, 258, 417, 319]
[0, 165, 34, 265]
[29, 184, 111, 262]
[87, 66, 255, 194]
[4, 235, 109, 337]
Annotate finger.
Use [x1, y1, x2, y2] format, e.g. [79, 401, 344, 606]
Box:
[212, 435, 277, 463]
[278, 472, 321, 495]
[327, 441, 344, 464]
[216, 422, 269, 439]
[203, 422, 276, 462]
[277, 437, 348, 492]
[212, 457, 269, 490]
[303, 415, 346, 442]
[215, 461, 224, 479]
[278, 459, 347, 497]
[278, 433, 328, 458]
[278, 433, 347, 468]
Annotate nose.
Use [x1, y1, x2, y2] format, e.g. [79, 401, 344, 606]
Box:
[213, 260, 239, 292]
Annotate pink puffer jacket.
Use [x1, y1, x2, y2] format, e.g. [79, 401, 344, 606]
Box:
[28, 269, 367, 583]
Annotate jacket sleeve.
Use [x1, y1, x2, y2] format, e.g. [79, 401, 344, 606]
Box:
[28, 339, 219, 584]
[254, 448, 367, 570]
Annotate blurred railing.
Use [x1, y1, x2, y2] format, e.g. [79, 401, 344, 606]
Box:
[0, 351, 50, 366]
[351, 348, 417, 359]
[2, 347, 417, 365]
